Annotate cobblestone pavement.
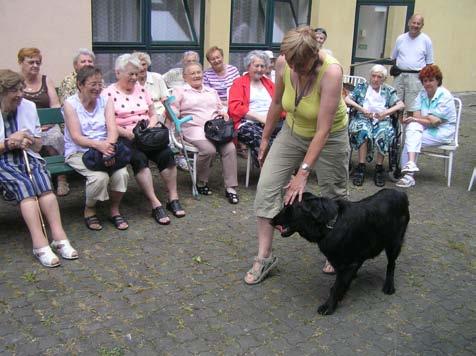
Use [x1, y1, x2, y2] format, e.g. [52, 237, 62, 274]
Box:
[1, 93, 475, 355]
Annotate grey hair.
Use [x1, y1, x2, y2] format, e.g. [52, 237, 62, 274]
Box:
[243, 50, 270, 69]
[131, 51, 151, 66]
[370, 64, 388, 79]
[73, 48, 95, 65]
[182, 51, 199, 63]
[115, 53, 141, 72]
[182, 62, 203, 77]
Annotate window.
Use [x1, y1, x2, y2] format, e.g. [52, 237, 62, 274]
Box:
[230, 0, 311, 72]
[92, 0, 204, 83]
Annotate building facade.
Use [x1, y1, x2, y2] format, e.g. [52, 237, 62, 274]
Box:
[1, 0, 474, 90]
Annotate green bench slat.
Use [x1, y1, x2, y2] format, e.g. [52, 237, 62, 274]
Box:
[37, 108, 75, 176]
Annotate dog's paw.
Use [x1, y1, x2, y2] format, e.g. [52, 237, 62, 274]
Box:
[317, 303, 335, 315]
[382, 283, 395, 295]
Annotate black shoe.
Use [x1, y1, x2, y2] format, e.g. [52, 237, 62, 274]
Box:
[225, 190, 239, 204]
[352, 163, 365, 186]
[196, 184, 212, 195]
[2, 189, 15, 201]
[374, 165, 386, 187]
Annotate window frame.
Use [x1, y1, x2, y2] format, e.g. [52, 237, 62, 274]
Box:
[229, 0, 312, 54]
[92, 0, 205, 56]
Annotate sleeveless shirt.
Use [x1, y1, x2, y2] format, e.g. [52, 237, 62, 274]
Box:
[23, 75, 50, 109]
[282, 55, 348, 138]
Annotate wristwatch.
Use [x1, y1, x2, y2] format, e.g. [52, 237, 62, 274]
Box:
[300, 162, 312, 173]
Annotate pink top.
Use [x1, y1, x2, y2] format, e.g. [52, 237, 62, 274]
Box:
[172, 84, 224, 141]
[102, 83, 153, 131]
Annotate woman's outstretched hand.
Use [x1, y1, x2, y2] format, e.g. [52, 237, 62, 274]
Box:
[284, 171, 308, 205]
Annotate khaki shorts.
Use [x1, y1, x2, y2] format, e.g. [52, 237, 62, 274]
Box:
[254, 124, 349, 219]
[393, 73, 422, 112]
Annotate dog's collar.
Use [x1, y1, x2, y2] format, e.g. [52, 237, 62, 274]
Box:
[325, 215, 338, 230]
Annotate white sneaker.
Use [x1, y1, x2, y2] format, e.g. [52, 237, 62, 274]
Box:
[396, 174, 415, 188]
[175, 155, 189, 171]
[401, 161, 419, 173]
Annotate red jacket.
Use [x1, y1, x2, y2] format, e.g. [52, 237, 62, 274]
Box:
[228, 74, 278, 130]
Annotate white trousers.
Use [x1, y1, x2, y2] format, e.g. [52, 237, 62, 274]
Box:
[66, 153, 129, 206]
[400, 122, 448, 167]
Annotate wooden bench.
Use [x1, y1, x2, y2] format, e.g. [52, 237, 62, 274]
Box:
[37, 108, 75, 176]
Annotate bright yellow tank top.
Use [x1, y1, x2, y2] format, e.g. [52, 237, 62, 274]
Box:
[282, 55, 348, 138]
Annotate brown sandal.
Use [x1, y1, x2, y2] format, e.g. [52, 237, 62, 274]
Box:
[84, 215, 103, 231]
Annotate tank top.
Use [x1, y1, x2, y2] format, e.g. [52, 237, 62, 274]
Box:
[23, 75, 50, 109]
[282, 55, 348, 138]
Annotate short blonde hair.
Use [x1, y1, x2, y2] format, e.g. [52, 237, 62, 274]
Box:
[370, 64, 387, 79]
[280, 26, 319, 67]
[131, 51, 151, 66]
[0, 69, 24, 96]
[17, 48, 42, 64]
[205, 46, 223, 61]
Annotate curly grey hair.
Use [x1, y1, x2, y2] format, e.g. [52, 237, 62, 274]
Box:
[115, 53, 141, 72]
[73, 48, 96, 66]
[243, 50, 270, 69]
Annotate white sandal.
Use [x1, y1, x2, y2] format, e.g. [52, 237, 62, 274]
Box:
[51, 239, 78, 260]
[33, 246, 61, 267]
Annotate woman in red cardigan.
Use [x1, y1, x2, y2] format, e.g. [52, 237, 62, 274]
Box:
[228, 50, 283, 167]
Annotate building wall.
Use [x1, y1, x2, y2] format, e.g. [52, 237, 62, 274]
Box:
[0, 0, 92, 85]
[203, 0, 232, 69]
[415, 0, 475, 92]
[310, 0, 357, 74]
[0, 0, 474, 91]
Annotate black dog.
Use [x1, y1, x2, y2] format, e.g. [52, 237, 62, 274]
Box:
[271, 188, 409, 315]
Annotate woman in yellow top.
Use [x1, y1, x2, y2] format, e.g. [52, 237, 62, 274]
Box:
[244, 26, 349, 284]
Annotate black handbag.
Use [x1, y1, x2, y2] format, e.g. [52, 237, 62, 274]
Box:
[204, 115, 235, 144]
[390, 65, 402, 77]
[133, 119, 170, 152]
[82, 139, 131, 172]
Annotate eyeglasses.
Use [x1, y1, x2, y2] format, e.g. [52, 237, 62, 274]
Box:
[7, 84, 25, 93]
[84, 81, 103, 89]
[25, 60, 42, 66]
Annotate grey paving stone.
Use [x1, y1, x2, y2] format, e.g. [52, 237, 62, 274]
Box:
[1, 91, 476, 355]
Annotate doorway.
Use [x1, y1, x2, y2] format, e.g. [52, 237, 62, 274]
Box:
[351, 1, 415, 78]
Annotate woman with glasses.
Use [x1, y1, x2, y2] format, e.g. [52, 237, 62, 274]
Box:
[0, 69, 78, 267]
[18, 47, 70, 196]
[63, 66, 129, 231]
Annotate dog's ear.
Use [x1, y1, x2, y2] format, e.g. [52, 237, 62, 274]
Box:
[304, 197, 338, 224]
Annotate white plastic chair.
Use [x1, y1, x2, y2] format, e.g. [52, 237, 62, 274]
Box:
[168, 126, 199, 189]
[468, 167, 476, 191]
[420, 97, 462, 187]
[245, 149, 252, 188]
[343, 75, 367, 87]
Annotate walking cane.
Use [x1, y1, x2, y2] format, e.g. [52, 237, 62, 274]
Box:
[22, 149, 48, 239]
[163, 96, 199, 199]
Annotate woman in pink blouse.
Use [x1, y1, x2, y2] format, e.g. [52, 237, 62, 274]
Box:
[103, 54, 185, 225]
[172, 62, 239, 204]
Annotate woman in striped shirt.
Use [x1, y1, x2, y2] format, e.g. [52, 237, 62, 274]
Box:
[203, 46, 240, 107]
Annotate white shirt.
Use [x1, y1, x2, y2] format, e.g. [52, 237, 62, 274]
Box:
[363, 86, 386, 124]
[392, 32, 433, 70]
[249, 84, 272, 120]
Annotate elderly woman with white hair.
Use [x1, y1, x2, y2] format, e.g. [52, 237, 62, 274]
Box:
[132, 51, 169, 118]
[345, 64, 404, 187]
[102, 54, 186, 225]
[58, 48, 96, 104]
[228, 50, 283, 167]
